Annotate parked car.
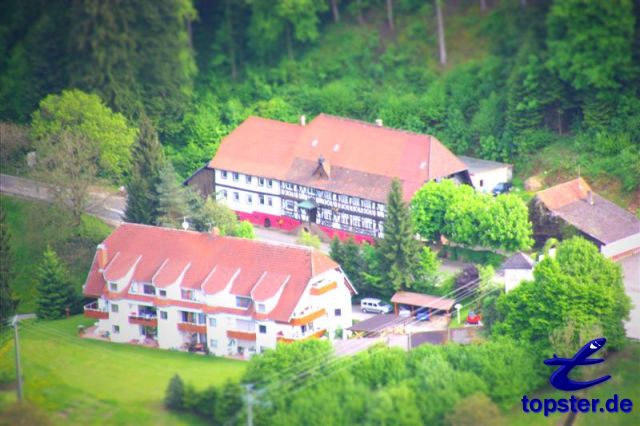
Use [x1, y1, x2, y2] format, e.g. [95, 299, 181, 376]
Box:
[491, 182, 512, 195]
[361, 298, 392, 314]
[466, 310, 482, 325]
[416, 307, 430, 321]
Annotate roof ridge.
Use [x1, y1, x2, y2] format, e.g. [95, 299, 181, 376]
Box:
[315, 113, 440, 140]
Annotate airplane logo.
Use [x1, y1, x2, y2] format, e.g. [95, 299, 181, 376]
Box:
[544, 337, 612, 391]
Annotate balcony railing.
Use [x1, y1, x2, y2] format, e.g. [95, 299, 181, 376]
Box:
[290, 308, 326, 326]
[129, 314, 158, 327]
[84, 302, 109, 320]
[227, 330, 257, 341]
[177, 322, 207, 334]
[277, 329, 326, 343]
[310, 281, 337, 296]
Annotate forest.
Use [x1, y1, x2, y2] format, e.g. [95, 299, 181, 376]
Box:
[1, 0, 638, 202]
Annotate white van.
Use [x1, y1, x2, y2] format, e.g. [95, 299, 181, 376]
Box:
[360, 298, 392, 314]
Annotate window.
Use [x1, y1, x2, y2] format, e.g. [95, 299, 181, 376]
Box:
[235, 296, 251, 308]
[352, 216, 361, 228]
[340, 213, 349, 225]
[181, 289, 194, 300]
[339, 195, 349, 204]
[143, 284, 155, 295]
[259, 325, 267, 334]
[232, 172, 239, 182]
[284, 200, 294, 211]
[350, 197, 359, 206]
[267, 179, 273, 188]
[258, 177, 265, 186]
[112, 325, 120, 334]
[246, 175, 252, 184]
[209, 317, 217, 327]
[197, 313, 206, 324]
[247, 194, 253, 204]
[334, 308, 342, 317]
[111, 304, 119, 313]
[160, 311, 168, 320]
[109, 282, 117, 292]
[233, 192, 239, 202]
[479, 179, 484, 187]
[221, 170, 228, 179]
[257, 303, 266, 313]
[220, 190, 228, 200]
[210, 339, 218, 348]
[258, 194, 265, 205]
[159, 289, 167, 297]
[363, 219, 373, 230]
[267, 196, 273, 207]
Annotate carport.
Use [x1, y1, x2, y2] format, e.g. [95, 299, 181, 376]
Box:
[349, 314, 408, 337]
[390, 291, 456, 317]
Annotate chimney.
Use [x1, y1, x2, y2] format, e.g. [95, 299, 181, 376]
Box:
[300, 115, 306, 126]
[97, 244, 107, 271]
[375, 118, 383, 127]
[587, 190, 594, 206]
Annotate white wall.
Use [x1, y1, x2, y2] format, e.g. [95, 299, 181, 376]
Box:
[601, 233, 640, 260]
[469, 167, 513, 193]
[214, 169, 282, 216]
[504, 269, 534, 293]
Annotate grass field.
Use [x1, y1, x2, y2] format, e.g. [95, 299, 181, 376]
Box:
[0, 316, 247, 425]
[1, 195, 113, 313]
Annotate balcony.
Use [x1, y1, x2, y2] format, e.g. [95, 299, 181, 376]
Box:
[277, 329, 326, 343]
[129, 314, 158, 327]
[310, 281, 337, 296]
[177, 322, 207, 334]
[84, 302, 109, 320]
[290, 308, 326, 326]
[227, 330, 257, 341]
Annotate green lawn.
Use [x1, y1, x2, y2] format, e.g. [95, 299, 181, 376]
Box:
[0, 316, 246, 425]
[1, 195, 113, 313]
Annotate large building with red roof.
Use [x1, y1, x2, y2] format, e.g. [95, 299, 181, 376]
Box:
[187, 114, 470, 243]
[83, 223, 356, 357]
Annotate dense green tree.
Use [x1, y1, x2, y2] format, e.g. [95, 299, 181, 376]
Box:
[445, 393, 505, 426]
[376, 179, 421, 296]
[68, 0, 196, 133]
[125, 116, 165, 225]
[35, 246, 75, 320]
[233, 221, 255, 239]
[31, 89, 136, 180]
[156, 162, 199, 229]
[198, 196, 238, 235]
[493, 237, 631, 350]
[296, 229, 322, 249]
[0, 208, 17, 325]
[165, 374, 185, 411]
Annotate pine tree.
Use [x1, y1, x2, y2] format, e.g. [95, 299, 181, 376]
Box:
[156, 162, 195, 229]
[165, 374, 185, 411]
[0, 208, 17, 325]
[36, 246, 74, 320]
[376, 179, 421, 295]
[329, 237, 344, 264]
[125, 116, 165, 225]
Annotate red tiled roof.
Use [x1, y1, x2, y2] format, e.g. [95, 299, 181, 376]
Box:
[209, 114, 467, 201]
[83, 223, 345, 322]
[537, 178, 592, 210]
[251, 272, 290, 301]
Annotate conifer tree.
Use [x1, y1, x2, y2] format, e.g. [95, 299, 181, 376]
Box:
[376, 179, 421, 295]
[156, 162, 196, 229]
[0, 208, 17, 325]
[125, 116, 165, 225]
[36, 246, 75, 320]
[165, 374, 185, 411]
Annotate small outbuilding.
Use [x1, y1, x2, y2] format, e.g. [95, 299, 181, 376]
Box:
[459, 156, 513, 194]
[390, 291, 456, 316]
[500, 252, 535, 292]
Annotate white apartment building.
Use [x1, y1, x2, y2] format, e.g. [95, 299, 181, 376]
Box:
[83, 223, 356, 358]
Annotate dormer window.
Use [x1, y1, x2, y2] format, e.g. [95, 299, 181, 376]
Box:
[235, 296, 251, 308]
[143, 284, 155, 295]
[109, 282, 117, 292]
[181, 289, 194, 301]
[257, 303, 266, 313]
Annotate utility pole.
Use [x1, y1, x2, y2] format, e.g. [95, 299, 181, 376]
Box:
[12, 316, 23, 402]
[245, 384, 253, 426]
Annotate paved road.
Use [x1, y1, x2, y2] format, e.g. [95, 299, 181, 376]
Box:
[1, 174, 125, 226]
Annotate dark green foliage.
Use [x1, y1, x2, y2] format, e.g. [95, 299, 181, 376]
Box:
[493, 237, 631, 351]
[35, 246, 75, 320]
[0, 207, 17, 324]
[155, 162, 200, 229]
[376, 179, 421, 296]
[216, 380, 244, 424]
[164, 374, 185, 411]
[125, 116, 165, 225]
